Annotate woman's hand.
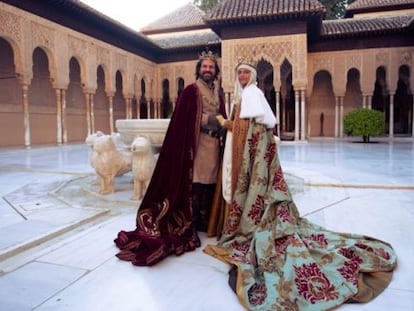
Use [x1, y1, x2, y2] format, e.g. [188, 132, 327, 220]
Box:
[216, 115, 233, 131]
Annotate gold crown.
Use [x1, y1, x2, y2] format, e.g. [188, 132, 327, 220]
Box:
[199, 50, 218, 61]
[236, 57, 258, 69]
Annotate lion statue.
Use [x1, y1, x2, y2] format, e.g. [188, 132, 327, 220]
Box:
[130, 136, 155, 200]
[86, 131, 131, 186]
[91, 134, 132, 194]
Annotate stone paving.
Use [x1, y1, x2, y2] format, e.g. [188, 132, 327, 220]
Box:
[0, 139, 413, 310]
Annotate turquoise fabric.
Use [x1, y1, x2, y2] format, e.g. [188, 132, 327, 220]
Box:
[206, 120, 397, 310]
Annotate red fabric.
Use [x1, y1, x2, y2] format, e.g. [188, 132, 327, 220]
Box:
[114, 83, 226, 266]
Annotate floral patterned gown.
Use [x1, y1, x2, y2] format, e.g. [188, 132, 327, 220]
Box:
[204, 119, 397, 311]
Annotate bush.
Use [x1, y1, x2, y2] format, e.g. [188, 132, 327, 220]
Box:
[343, 108, 384, 142]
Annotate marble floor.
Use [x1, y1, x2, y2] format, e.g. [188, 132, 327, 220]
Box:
[0, 138, 413, 311]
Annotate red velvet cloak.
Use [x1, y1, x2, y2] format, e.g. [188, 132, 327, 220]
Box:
[114, 82, 226, 266]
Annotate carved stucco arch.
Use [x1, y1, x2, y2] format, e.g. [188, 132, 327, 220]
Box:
[32, 45, 58, 89]
[398, 51, 413, 93]
[95, 63, 111, 95]
[308, 56, 334, 96]
[0, 35, 24, 82]
[68, 54, 87, 91]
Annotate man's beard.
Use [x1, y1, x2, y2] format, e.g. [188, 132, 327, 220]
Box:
[200, 71, 215, 84]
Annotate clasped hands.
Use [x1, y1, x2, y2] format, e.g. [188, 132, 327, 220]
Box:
[216, 115, 233, 131]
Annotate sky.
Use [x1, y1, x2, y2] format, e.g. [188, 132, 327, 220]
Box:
[80, 0, 192, 31]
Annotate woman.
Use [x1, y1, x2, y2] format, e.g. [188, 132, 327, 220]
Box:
[204, 59, 397, 310]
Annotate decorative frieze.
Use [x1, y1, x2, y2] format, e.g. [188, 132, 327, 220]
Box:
[68, 35, 86, 58]
[97, 46, 110, 65]
[0, 11, 21, 42]
[313, 56, 334, 73]
[31, 22, 54, 48]
[346, 54, 361, 70]
[376, 52, 389, 67]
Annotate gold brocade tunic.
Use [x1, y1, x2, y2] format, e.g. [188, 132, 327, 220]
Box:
[230, 103, 249, 199]
[193, 79, 220, 184]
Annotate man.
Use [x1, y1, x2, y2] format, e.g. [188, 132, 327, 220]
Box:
[114, 50, 227, 266]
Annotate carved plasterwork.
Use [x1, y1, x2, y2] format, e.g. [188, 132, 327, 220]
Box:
[96, 46, 110, 65]
[0, 10, 21, 41]
[68, 35, 87, 59]
[346, 54, 361, 70]
[175, 65, 184, 77]
[313, 56, 334, 74]
[31, 22, 54, 48]
[400, 51, 412, 64]
[114, 53, 127, 70]
[376, 52, 389, 67]
[160, 67, 170, 79]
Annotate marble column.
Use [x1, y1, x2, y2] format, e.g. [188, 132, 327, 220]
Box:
[300, 90, 306, 141]
[389, 94, 394, 138]
[335, 96, 339, 138]
[108, 95, 114, 133]
[275, 90, 280, 137]
[411, 94, 414, 137]
[339, 96, 344, 138]
[22, 84, 31, 148]
[125, 97, 132, 119]
[90, 93, 95, 133]
[84, 93, 91, 135]
[61, 89, 67, 144]
[56, 89, 62, 145]
[294, 90, 299, 141]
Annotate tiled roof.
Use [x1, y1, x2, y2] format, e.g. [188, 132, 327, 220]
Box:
[140, 3, 206, 33]
[205, 0, 325, 24]
[321, 13, 414, 38]
[148, 30, 221, 49]
[348, 0, 414, 11]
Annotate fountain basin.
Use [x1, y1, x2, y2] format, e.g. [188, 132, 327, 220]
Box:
[116, 119, 170, 147]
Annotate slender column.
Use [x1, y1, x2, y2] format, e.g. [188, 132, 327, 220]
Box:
[156, 99, 160, 119]
[136, 98, 141, 119]
[90, 93, 95, 133]
[362, 95, 367, 109]
[339, 96, 344, 138]
[147, 98, 154, 119]
[411, 94, 414, 137]
[85, 93, 91, 135]
[22, 84, 31, 148]
[389, 94, 394, 138]
[56, 89, 62, 145]
[294, 90, 299, 141]
[300, 90, 306, 141]
[172, 97, 177, 113]
[126, 97, 132, 119]
[275, 90, 280, 137]
[108, 95, 114, 133]
[61, 89, 67, 144]
[281, 97, 286, 132]
[367, 95, 372, 109]
[335, 96, 339, 137]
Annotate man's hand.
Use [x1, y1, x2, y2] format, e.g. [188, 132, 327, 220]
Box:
[208, 114, 221, 127]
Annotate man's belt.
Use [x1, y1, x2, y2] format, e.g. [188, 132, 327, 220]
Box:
[200, 125, 221, 138]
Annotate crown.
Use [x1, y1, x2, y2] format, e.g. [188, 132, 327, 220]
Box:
[199, 50, 218, 61]
[236, 57, 258, 70]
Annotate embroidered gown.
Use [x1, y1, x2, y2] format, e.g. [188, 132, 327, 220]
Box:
[204, 102, 397, 310]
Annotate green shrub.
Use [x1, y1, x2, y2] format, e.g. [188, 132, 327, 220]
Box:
[343, 108, 384, 142]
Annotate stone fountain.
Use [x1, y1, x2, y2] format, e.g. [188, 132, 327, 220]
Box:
[115, 119, 170, 149]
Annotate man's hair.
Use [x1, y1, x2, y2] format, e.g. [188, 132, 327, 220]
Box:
[195, 58, 220, 80]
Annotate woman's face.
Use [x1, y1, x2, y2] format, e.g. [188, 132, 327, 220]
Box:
[237, 68, 251, 88]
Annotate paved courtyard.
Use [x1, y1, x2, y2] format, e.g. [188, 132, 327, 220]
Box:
[0, 138, 413, 310]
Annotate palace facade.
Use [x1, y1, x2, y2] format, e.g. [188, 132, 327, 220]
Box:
[0, 0, 413, 147]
